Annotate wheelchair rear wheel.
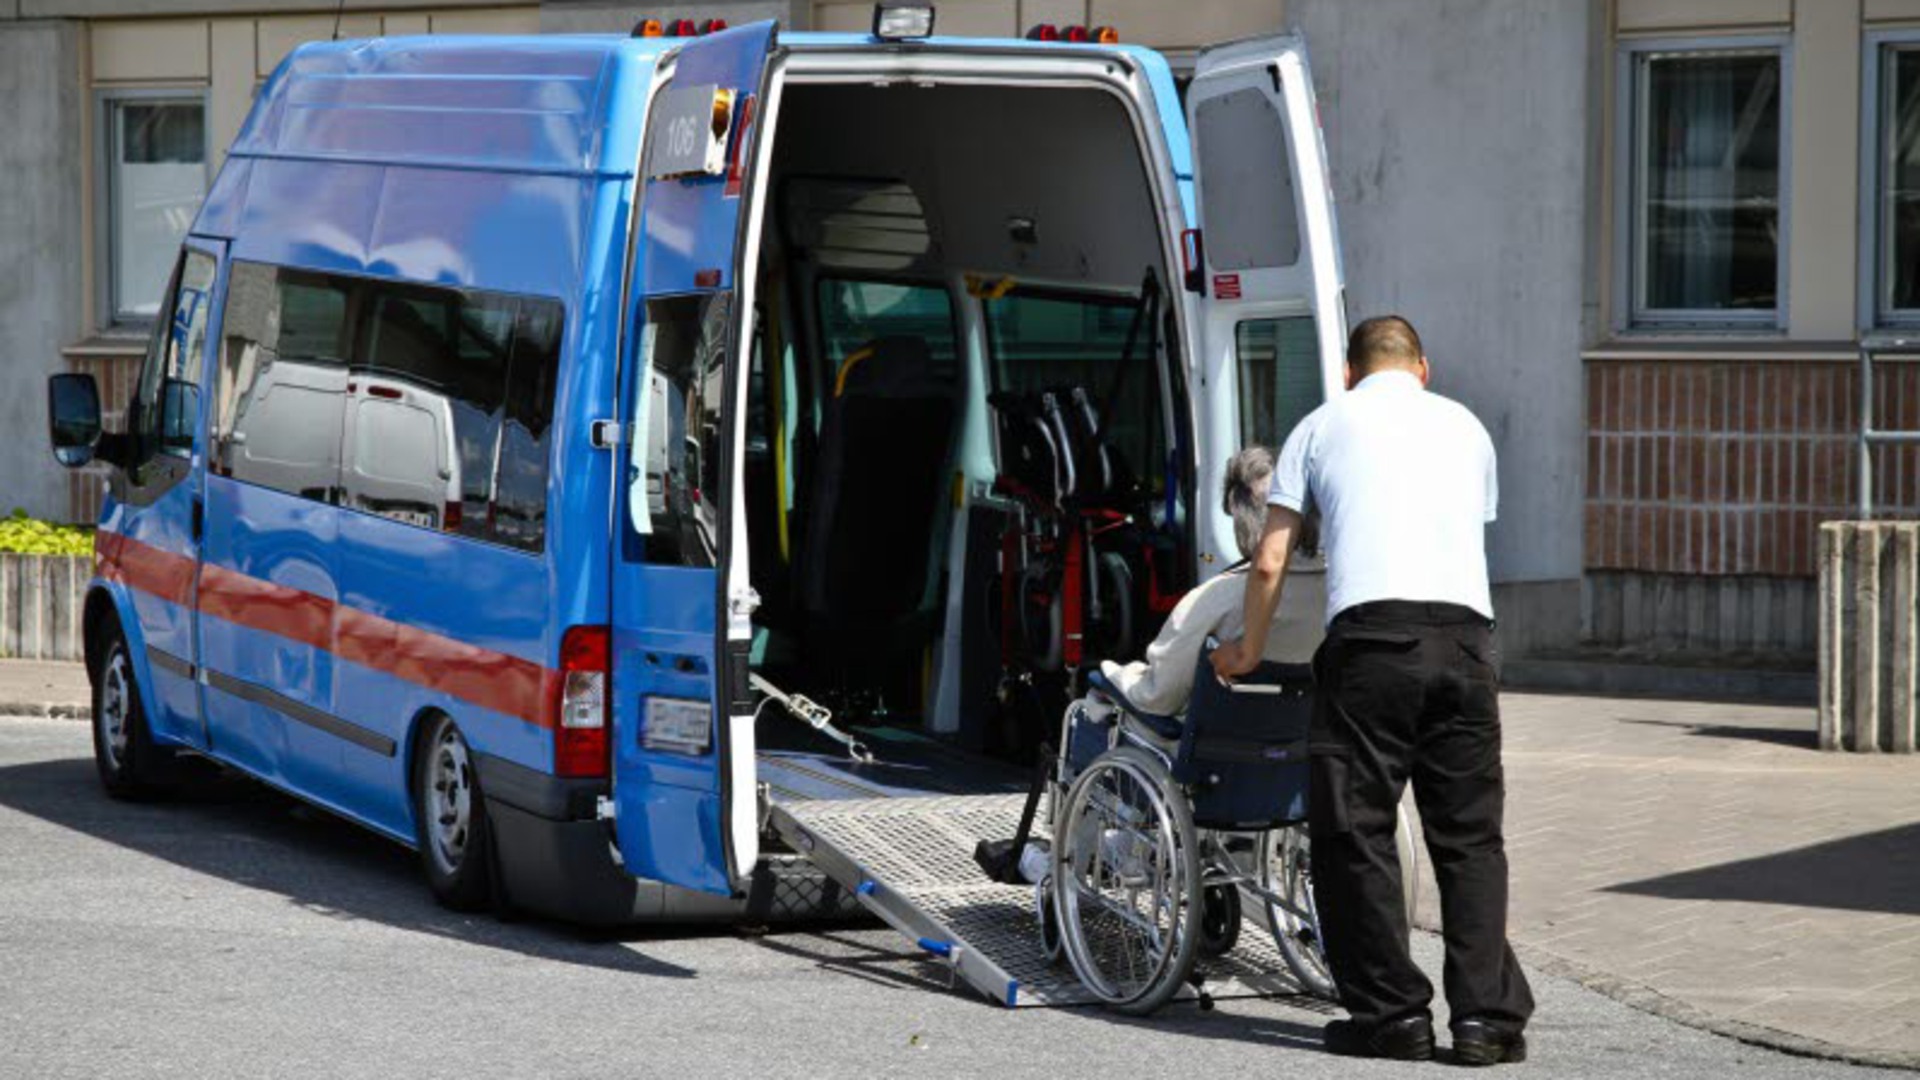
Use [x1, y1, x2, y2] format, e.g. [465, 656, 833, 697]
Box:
[1261, 825, 1336, 999]
[1051, 745, 1201, 1014]
[1261, 805, 1424, 1002]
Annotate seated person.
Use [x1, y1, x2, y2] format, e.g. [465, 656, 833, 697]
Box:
[1097, 446, 1312, 716]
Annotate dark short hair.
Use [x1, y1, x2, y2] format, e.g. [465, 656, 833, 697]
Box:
[1347, 315, 1424, 375]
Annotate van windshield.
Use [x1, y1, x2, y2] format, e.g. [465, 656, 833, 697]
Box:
[985, 289, 1167, 500]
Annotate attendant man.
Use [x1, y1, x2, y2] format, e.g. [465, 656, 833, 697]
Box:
[1212, 316, 1533, 1065]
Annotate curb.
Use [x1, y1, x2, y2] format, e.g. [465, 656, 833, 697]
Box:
[1513, 939, 1920, 1072]
[0, 703, 89, 721]
[1503, 658, 1817, 706]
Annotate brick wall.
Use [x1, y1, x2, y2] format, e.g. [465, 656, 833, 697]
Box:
[1585, 359, 1920, 580]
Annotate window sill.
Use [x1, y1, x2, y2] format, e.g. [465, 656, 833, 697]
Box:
[60, 332, 147, 362]
[1583, 339, 1867, 363]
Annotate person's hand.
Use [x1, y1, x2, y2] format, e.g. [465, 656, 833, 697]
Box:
[1210, 639, 1258, 683]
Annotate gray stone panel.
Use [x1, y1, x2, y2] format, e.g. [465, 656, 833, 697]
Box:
[1291, 0, 1594, 585]
[0, 20, 83, 522]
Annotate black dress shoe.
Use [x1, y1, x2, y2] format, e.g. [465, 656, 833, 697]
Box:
[1322, 1015, 1436, 1060]
[1451, 1018, 1527, 1066]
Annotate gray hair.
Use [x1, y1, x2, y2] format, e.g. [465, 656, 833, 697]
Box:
[1222, 446, 1275, 562]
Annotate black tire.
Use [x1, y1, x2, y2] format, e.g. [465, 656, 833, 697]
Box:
[413, 713, 493, 912]
[89, 627, 174, 800]
[1052, 744, 1202, 1015]
[1197, 881, 1242, 957]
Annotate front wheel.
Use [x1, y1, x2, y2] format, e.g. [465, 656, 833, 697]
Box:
[414, 713, 493, 912]
[90, 629, 174, 800]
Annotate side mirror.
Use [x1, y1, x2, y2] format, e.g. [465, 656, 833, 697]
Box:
[160, 377, 201, 455]
[48, 374, 102, 468]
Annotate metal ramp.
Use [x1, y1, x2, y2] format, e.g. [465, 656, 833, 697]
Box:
[768, 793, 1310, 1008]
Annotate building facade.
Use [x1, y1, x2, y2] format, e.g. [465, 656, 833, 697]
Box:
[0, 0, 1914, 661]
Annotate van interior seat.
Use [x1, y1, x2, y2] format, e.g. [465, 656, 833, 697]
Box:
[799, 334, 958, 641]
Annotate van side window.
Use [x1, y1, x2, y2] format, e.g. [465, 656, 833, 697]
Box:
[985, 289, 1167, 497]
[213, 264, 352, 502]
[128, 250, 216, 464]
[630, 293, 730, 567]
[347, 289, 512, 535]
[493, 301, 562, 552]
[1235, 317, 1322, 451]
[214, 260, 564, 553]
[817, 280, 959, 387]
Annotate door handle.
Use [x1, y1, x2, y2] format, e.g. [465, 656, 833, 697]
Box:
[191, 494, 204, 543]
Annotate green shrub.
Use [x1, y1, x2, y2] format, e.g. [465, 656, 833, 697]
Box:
[0, 509, 94, 557]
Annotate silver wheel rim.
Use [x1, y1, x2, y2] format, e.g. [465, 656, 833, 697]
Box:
[426, 723, 475, 875]
[97, 649, 132, 771]
[1264, 825, 1336, 997]
[1054, 755, 1190, 1005]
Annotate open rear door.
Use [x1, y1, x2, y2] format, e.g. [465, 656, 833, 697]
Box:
[1185, 36, 1346, 566]
[610, 21, 776, 896]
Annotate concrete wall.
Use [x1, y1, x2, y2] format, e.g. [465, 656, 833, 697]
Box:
[1292, 0, 1593, 596]
[0, 21, 84, 522]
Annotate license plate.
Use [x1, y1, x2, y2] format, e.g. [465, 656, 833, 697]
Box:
[643, 697, 711, 754]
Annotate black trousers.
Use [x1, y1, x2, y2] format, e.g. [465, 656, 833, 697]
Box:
[1307, 600, 1534, 1033]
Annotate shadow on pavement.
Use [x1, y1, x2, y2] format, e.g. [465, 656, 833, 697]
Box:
[743, 923, 1338, 1054]
[1608, 821, 1920, 915]
[0, 756, 701, 978]
[1616, 717, 1819, 751]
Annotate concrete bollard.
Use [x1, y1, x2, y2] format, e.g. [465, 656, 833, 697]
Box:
[0, 554, 89, 662]
[1818, 523, 1919, 752]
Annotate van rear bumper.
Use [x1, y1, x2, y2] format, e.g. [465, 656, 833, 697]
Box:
[475, 752, 860, 927]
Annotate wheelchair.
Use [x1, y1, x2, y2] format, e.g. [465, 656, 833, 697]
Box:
[1042, 649, 1419, 1014]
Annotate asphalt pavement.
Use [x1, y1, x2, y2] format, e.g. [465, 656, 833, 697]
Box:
[0, 717, 1907, 1080]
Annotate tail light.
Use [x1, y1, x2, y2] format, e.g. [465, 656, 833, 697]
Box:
[633, 18, 663, 37]
[1092, 26, 1119, 44]
[1026, 23, 1060, 41]
[1061, 24, 1090, 43]
[702, 18, 729, 33]
[554, 625, 609, 778]
[667, 18, 699, 36]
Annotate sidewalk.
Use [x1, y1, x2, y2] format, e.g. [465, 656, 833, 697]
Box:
[0, 660, 89, 719]
[1433, 692, 1920, 1068]
[6, 659, 1917, 1064]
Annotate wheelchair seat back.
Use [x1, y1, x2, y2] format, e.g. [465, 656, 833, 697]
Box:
[1174, 655, 1312, 830]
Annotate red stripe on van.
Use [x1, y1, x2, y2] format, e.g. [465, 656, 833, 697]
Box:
[97, 531, 196, 607]
[100, 531, 556, 730]
[200, 563, 334, 652]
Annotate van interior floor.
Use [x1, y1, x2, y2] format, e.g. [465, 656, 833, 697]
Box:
[755, 717, 1029, 804]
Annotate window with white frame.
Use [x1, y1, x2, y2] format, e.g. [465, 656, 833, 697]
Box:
[1869, 37, 1920, 324]
[1622, 43, 1785, 327]
[104, 95, 208, 322]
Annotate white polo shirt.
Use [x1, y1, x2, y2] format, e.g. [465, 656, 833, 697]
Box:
[1268, 369, 1498, 623]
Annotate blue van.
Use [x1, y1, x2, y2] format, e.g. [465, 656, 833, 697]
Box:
[46, 6, 1346, 958]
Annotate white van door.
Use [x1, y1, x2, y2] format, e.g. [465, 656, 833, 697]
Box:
[1184, 36, 1344, 649]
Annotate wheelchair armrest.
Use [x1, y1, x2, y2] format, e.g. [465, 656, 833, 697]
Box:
[1086, 669, 1184, 743]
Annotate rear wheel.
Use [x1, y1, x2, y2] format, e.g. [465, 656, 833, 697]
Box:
[414, 713, 492, 912]
[90, 629, 173, 800]
[1051, 745, 1201, 1014]
[1262, 805, 1423, 1001]
[1262, 825, 1335, 999]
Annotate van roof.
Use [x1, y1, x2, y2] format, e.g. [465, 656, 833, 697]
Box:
[231, 31, 1162, 179]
